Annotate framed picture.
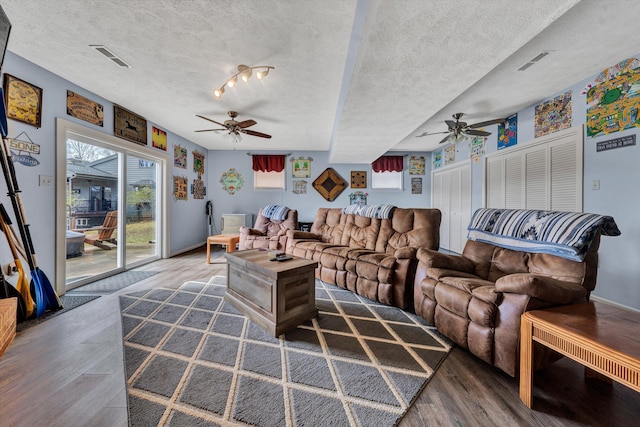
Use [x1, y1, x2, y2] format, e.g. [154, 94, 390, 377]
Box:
[114, 104, 147, 145]
[291, 156, 312, 178]
[67, 90, 104, 127]
[350, 171, 366, 188]
[151, 126, 167, 151]
[3, 74, 43, 128]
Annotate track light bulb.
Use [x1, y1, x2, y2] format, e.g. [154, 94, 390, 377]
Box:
[241, 68, 252, 83]
[256, 68, 270, 80]
[227, 76, 237, 88]
[213, 87, 224, 98]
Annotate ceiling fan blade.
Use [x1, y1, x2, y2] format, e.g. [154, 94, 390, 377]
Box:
[416, 131, 449, 138]
[194, 128, 226, 132]
[439, 134, 452, 144]
[242, 129, 272, 139]
[236, 119, 257, 128]
[196, 114, 227, 128]
[465, 129, 491, 137]
[469, 118, 505, 128]
[445, 120, 457, 129]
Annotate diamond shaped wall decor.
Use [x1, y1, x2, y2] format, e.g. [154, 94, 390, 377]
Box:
[312, 168, 346, 202]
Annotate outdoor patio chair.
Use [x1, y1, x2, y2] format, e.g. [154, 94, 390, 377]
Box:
[72, 210, 118, 250]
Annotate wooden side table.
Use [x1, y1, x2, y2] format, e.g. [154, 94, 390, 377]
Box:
[520, 302, 640, 408]
[206, 233, 240, 263]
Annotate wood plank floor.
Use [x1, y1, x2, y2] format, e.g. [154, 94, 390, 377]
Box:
[0, 247, 638, 427]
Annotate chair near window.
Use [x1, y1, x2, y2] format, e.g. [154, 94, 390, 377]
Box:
[239, 206, 298, 251]
[72, 210, 118, 250]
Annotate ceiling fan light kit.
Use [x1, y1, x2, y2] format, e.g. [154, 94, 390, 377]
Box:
[416, 112, 505, 144]
[213, 64, 274, 98]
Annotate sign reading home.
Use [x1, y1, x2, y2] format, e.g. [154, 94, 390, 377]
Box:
[114, 105, 147, 146]
[596, 134, 636, 152]
[66, 90, 104, 126]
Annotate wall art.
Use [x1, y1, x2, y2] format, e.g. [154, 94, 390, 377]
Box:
[152, 126, 167, 151]
[193, 150, 205, 175]
[433, 150, 442, 169]
[469, 136, 485, 163]
[173, 175, 188, 201]
[191, 178, 206, 199]
[498, 113, 517, 149]
[293, 180, 307, 194]
[350, 170, 366, 188]
[290, 156, 312, 178]
[66, 90, 104, 127]
[114, 104, 147, 145]
[411, 177, 422, 194]
[174, 144, 187, 169]
[444, 145, 456, 165]
[408, 156, 425, 175]
[349, 191, 368, 206]
[3, 74, 42, 128]
[219, 168, 244, 195]
[7, 131, 40, 167]
[585, 57, 640, 137]
[312, 168, 346, 202]
[535, 91, 572, 137]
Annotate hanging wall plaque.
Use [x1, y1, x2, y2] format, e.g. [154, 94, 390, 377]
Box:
[312, 168, 346, 202]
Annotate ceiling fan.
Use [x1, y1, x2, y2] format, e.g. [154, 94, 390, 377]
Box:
[416, 112, 505, 144]
[195, 111, 272, 141]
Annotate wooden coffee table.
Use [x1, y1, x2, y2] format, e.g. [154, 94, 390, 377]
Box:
[520, 302, 640, 408]
[225, 249, 318, 336]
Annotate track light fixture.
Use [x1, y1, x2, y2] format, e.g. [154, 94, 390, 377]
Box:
[213, 64, 275, 98]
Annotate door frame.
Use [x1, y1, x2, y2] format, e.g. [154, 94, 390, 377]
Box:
[55, 118, 171, 296]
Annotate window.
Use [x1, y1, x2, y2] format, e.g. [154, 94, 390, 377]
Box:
[254, 170, 285, 189]
[252, 154, 286, 189]
[371, 155, 404, 190]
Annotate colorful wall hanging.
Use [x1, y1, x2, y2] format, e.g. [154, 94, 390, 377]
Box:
[3, 74, 43, 128]
[293, 180, 307, 194]
[313, 168, 346, 202]
[350, 171, 366, 188]
[173, 175, 188, 201]
[174, 144, 187, 169]
[535, 91, 572, 137]
[585, 58, 640, 137]
[411, 177, 422, 194]
[349, 191, 368, 206]
[290, 156, 312, 178]
[191, 178, 205, 199]
[498, 113, 517, 149]
[433, 150, 442, 169]
[193, 150, 205, 175]
[152, 126, 167, 151]
[444, 145, 456, 165]
[114, 104, 147, 146]
[66, 90, 104, 127]
[469, 136, 485, 163]
[219, 168, 244, 195]
[408, 156, 425, 175]
[7, 131, 40, 167]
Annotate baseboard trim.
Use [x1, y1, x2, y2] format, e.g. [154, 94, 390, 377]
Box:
[170, 242, 206, 258]
[590, 295, 640, 313]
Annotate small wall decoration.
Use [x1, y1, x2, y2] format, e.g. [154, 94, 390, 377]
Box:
[293, 180, 307, 194]
[469, 136, 486, 163]
[66, 90, 104, 127]
[114, 104, 147, 145]
[444, 145, 456, 165]
[349, 191, 368, 206]
[585, 58, 640, 137]
[3, 74, 43, 128]
[174, 144, 187, 169]
[193, 150, 205, 175]
[173, 175, 188, 201]
[498, 113, 518, 149]
[291, 156, 312, 178]
[433, 150, 442, 169]
[191, 178, 206, 199]
[408, 156, 425, 175]
[219, 168, 244, 195]
[7, 131, 40, 167]
[535, 90, 572, 138]
[152, 126, 167, 151]
[411, 177, 422, 194]
[596, 134, 636, 152]
[313, 168, 347, 202]
[350, 170, 366, 188]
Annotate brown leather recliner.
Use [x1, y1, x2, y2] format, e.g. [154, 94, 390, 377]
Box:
[413, 235, 601, 377]
[239, 208, 298, 251]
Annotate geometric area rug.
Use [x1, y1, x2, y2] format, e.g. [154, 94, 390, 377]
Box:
[119, 276, 451, 427]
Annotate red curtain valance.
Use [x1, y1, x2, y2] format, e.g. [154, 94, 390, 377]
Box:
[372, 155, 403, 172]
[252, 155, 286, 172]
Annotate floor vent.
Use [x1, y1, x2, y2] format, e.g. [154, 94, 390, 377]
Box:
[90, 45, 131, 68]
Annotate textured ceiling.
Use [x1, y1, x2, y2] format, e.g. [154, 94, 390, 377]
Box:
[2, 0, 636, 163]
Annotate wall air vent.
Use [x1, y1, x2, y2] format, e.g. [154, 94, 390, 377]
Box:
[90, 45, 131, 68]
[517, 51, 551, 71]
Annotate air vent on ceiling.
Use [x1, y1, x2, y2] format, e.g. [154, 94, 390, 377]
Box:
[517, 51, 551, 71]
[90, 45, 131, 68]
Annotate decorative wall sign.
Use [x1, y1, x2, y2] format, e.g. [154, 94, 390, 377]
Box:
[534, 91, 572, 137]
[433, 150, 442, 169]
[7, 131, 40, 167]
[444, 145, 456, 165]
[173, 175, 188, 201]
[293, 180, 307, 194]
[596, 134, 636, 152]
[349, 191, 368, 206]
[312, 168, 346, 202]
[66, 90, 104, 126]
[3, 74, 43, 128]
[498, 113, 517, 149]
[114, 104, 147, 145]
[469, 136, 485, 163]
[411, 177, 422, 194]
[350, 170, 366, 188]
[291, 156, 312, 178]
[193, 150, 205, 175]
[152, 126, 167, 151]
[174, 144, 187, 169]
[191, 178, 206, 199]
[219, 168, 244, 195]
[408, 156, 425, 175]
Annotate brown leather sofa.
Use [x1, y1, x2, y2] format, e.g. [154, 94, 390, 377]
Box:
[286, 207, 441, 309]
[239, 208, 298, 251]
[413, 236, 601, 377]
